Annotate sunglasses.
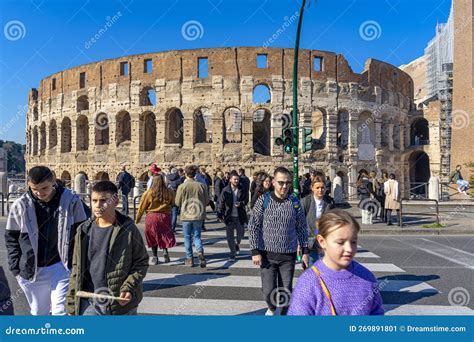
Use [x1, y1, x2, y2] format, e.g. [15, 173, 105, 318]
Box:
[276, 181, 292, 187]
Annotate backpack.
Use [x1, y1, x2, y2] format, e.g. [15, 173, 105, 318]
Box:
[129, 175, 136, 189]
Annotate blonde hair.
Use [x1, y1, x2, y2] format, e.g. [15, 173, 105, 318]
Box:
[317, 209, 360, 239]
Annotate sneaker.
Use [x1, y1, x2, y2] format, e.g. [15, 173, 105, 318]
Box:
[163, 253, 171, 263]
[228, 255, 236, 261]
[185, 258, 194, 267]
[235, 244, 240, 255]
[198, 253, 206, 268]
[149, 256, 159, 265]
[265, 308, 275, 316]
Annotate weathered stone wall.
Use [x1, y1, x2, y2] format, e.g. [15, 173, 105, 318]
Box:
[25, 47, 437, 197]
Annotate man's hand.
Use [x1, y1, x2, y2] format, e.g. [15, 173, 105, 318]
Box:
[301, 254, 310, 270]
[118, 291, 132, 306]
[252, 254, 262, 266]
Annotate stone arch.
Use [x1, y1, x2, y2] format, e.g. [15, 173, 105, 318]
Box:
[39, 122, 46, 153]
[252, 108, 271, 156]
[252, 84, 271, 104]
[61, 117, 72, 153]
[357, 111, 375, 145]
[336, 110, 349, 148]
[94, 112, 109, 146]
[32, 126, 38, 156]
[393, 119, 401, 149]
[76, 115, 89, 151]
[139, 86, 156, 106]
[410, 117, 429, 146]
[193, 107, 212, 144]
[49, 119, 57, 149]
[312, 108, 326, 148]
[409, 151, 430, 197]
[33, 106, 38, 121]
[165, 108, 184, 145]
[95, 171, 110, 181]
[116, 111, 131, 146]
[223, 107, 242, 143]
[139, 111, 156, 151]
[77, 95, 89, 112]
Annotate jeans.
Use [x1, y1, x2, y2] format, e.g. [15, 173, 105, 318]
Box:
[16, 261, 69, 316]
[225, 217, 245, 257]
[457, 180, 469, 192]
[386, 209, 400, 225]
[260, 256, 296, 315]
[182, 220, 204, 259]
[171, 205, 179, 231]
[79, 298, 137, 316]
[121, 192, 129, 215]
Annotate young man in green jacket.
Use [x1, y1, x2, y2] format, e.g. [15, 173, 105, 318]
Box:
[66, 181, 149, 315]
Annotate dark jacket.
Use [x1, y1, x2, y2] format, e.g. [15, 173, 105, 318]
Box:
[301, 178, 312, 198]
[301, 194, 335, 250]
[66, 211, 149, 315]
[214, 177, 225, 203]
[357, 178, 374, 208]
[217, 184, 249, 225]
[239, 175, 250, 195]
[118, 171, 135, 195]
[167, 172, 183, 191]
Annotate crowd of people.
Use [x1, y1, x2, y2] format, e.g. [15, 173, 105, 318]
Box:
[7, 162, 469, 317]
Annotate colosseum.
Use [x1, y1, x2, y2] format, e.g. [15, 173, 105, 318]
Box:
[25, 47, 444, 198]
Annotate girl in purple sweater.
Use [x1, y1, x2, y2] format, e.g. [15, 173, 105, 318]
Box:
[288, 209, 384, 315]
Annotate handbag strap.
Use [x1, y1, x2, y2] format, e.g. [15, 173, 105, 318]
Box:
[312, 265, 337, 316]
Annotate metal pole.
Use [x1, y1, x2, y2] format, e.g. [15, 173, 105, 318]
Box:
[292, 0, 306, 197]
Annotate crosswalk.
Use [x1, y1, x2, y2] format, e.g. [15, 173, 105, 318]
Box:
[137, 215, 474, 316]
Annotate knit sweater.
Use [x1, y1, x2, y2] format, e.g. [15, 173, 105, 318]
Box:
[288, 259, 384, 316]
[248, 192, 308, 255]
[135, 189, 175, 223]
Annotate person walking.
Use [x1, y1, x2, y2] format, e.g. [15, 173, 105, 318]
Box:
[5, 166, 87, 315]
[66, 181, 149, 315]
[238, 168, 250, 199]
[166, 167, 183, 232]
[117, 166, 135, 216]
[357, 172, 374, 225]
[217, 171, 249, 261]
[384, 173, 401, 226]
[250, 173, 273, 209]
[214, 171, 226, 208]
[175, 166, 208, 268]
[248, 167, 309, 316]
[288, 210, 384, 316]
[301, 175, 335, 265]
[147, 164, 161, 190]
[136, 174, 176, 265]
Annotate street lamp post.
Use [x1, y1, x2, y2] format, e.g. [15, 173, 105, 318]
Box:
[292, 0, 307, 197]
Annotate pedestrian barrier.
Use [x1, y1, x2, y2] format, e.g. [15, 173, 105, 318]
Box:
[400, 198, 440, 227]
[133, 195, 142, 220]
[6, 192, 26, 213]
[408, 182, 429, 199]
[440, 182, 472, 201]
[0, 192, 4, 216]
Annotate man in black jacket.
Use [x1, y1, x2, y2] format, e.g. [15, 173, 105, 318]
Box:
[166, 167, 183, 232]
[217, 171, 248, 261]
[117, 166, 135, 216]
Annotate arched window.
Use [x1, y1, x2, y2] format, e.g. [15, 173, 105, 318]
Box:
[253, 109, 271, 156]
[61, 117, 72, 153]
[165, 108, 184, 145]
[140, 111, 156, 151]
[410, 118, 429, 146]
[223, 107, 242, 143]
[76, 115, 89, 151]
[77, 95, 89, 111]
[94, 113, 109, 146]
[49, 120, 57, 149]
[116, 111, 131, 146]
[194, 107, 212, 143]
[252, 84, 271, 104]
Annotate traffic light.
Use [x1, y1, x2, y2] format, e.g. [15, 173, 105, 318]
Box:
[283, 128, 293, 154]
[302, 127, 313, 152]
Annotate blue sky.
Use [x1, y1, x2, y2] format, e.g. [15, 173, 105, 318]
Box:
[0, 0, 452, 144]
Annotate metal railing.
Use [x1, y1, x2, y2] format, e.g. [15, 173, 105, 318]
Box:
[400, 198, 440, 227]
[133, 195, 142, 220]
[440, 182, 473, 201]
[0, 192, 4, 216]
[409, 183, 428, 199]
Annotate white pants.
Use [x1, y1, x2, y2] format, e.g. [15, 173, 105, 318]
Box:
[360, 209, 373, 224]
[17, 261, 69, 316]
